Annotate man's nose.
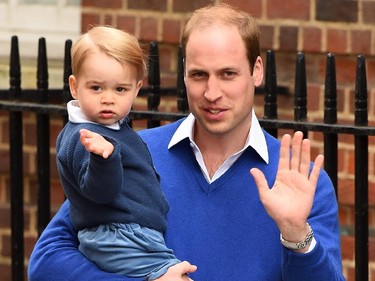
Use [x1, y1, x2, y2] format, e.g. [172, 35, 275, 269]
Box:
[203, 76, 222, 101]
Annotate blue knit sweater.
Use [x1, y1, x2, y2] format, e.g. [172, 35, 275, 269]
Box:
[29, 118, 345, 281]
[56, 120, 169, 232]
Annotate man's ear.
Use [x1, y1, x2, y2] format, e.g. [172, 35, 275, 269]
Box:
[69, 75, 78, 99]
[252, 56, 264, 87]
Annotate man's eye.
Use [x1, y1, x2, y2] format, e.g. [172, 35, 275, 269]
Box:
[190, 72, 206, 79]
[223, 71, 235, 77]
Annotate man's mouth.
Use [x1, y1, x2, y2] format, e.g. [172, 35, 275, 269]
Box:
[208, 109, 221, 114]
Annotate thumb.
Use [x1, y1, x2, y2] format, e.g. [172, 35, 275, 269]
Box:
[250, 168, 269, 199]
[179, 261, 197, 274]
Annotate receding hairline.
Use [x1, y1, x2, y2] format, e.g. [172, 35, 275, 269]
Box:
[181, 3, 260, 72]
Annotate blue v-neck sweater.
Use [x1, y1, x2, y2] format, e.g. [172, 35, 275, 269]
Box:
[28, 118, 345, 281]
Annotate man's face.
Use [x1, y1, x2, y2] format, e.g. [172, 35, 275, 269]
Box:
[184, 24, 263, 141]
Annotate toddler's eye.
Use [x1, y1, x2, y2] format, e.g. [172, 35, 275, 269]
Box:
[91, 85, 102, 92]
[116, 87, 126, 93]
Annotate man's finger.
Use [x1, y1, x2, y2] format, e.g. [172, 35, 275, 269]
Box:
[278, 133, 292, 171]
[290, 131, 303, 171]
[250, 168, 269, 201]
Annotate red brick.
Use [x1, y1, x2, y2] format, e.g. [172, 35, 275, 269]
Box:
[339, 206, 354, 225]
[139, 17, 158, 42]
[371, 199, 375, 222]
[330, 88, 344, 115]
[50, 152, 59, 178]
[50, 120, 63, 148]
[0, 150, 9, 173]
[316, 0, 357, 23]
[347, 149, 355, 175]
[363, 2, 375, 24]
[365, 59, 375, 87]
[1, 234, 11, 257]
[327, 29, 348, 55]
[346, 266, 355, 281]
[117, 15, 136, 35]
[259, 25, 274, 51]
[158, 45, 178, 73]
[267, 0, 310, 20]
[162, 19, 181, 44]
[0, 264, 10, 281]
[25, 235, 37, 259]
[51, 180, 65, 207]
[28, 179, 37, 205]
[0, 204, 10, 228]
[337, 147, 346, 174]
[370, 237, 375, 261]
[306, 84, 321, 111]
[82, 0, 122, 9]
[128, 0, 167, 11]
[351, 30, 372, 56]
[341, 235, 354, 260]
[172, 0, 211, 13]
[81, 13, 100, 33]
[338, 178, 354, 205]
[279, 26, 298, 52]
[303, 27, 322, 53]
[227, 0, 262, 17]
[370, 182, 375, 207]
[2, 120, 9, 143]
[334, 56, 357, 86]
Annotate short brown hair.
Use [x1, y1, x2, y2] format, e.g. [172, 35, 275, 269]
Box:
[181, 3, 260, 73]
[71, 26, 147, 81]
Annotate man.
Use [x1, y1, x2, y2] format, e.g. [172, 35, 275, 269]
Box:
[28, 3, 345, 281]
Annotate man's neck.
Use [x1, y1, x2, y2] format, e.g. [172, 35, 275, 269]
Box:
[194, 123, 250, 177]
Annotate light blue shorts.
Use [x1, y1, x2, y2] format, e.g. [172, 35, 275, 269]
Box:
[78, 222, 180, 280]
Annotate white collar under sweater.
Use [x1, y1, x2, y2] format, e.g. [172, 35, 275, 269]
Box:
[168, 110, 269, 183]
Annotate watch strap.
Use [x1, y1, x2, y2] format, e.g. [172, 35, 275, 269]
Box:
[280, 222, 314, 250]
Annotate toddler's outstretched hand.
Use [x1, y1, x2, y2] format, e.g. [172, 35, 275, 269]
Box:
[79, 128, 114, 159]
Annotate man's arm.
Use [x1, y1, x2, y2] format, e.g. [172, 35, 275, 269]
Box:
[28, 200, 133, 281]
[250, 131, 345, 280]
[28, 201, 196, 281]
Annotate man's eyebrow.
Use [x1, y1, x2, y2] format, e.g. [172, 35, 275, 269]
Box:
[186, 68, 205, 73]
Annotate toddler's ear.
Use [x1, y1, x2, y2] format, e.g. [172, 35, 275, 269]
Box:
[69, 75, 78, 99]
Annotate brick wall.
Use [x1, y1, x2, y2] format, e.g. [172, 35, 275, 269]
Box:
[0, 0, 375, 280]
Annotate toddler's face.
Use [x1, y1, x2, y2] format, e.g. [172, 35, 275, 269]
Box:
[69, 50, 142, 125]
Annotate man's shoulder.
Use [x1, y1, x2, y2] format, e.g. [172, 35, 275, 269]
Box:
[138, 118, 185, 140]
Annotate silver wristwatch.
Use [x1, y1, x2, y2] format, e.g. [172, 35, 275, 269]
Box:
[280, 222, 314, 250]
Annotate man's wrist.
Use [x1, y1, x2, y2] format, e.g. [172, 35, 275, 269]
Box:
[280, 222, 314, 251]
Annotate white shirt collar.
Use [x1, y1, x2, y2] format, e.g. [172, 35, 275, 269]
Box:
[168, 110, 269, 183]
[168, 110, 269, 164]
[67, 100, 123, 130]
